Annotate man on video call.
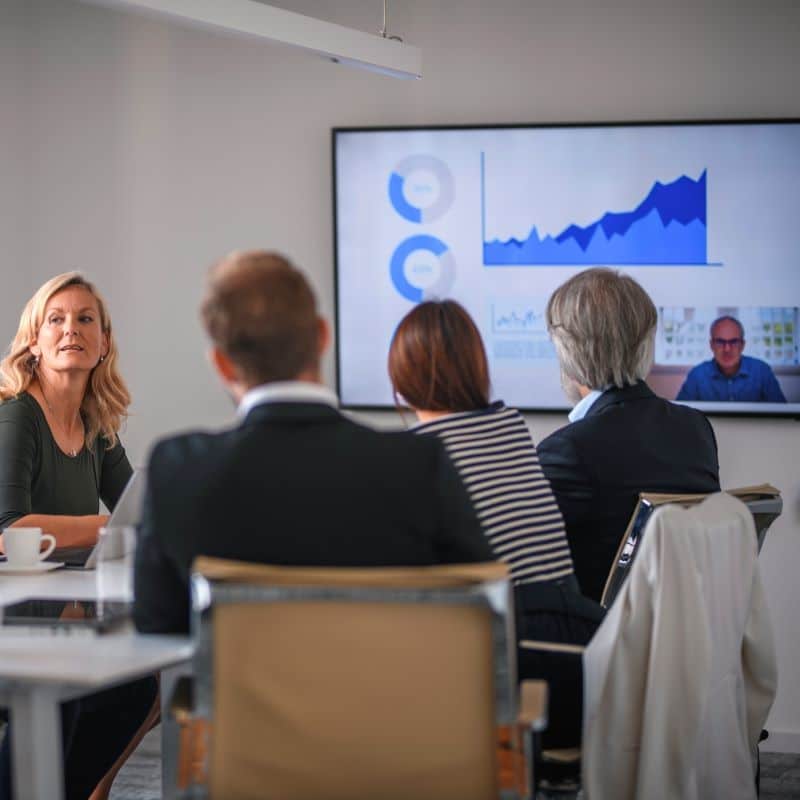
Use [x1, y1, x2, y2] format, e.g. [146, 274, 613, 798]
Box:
[676, 315, 786, 403]
[133, 250, 491, 634]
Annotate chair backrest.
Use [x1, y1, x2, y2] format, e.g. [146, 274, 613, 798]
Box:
[583, 492, 777, 800]
[189, 558, 518, 800]
[601, 484, 782, 608]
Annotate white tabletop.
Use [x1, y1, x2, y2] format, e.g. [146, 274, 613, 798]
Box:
[0, 630, 192, 686]
[0, 560, 193, 800]
[0, 561, 127, 603]
[0, 561, 193, 686]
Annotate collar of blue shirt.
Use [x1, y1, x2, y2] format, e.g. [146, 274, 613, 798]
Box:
[568, 388, 605, 423]
[712, 358, 749, 379]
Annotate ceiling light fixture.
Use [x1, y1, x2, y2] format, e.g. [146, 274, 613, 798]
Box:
[80, 0, 422, 79]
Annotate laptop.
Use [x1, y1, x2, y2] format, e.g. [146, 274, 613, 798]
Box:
[51, 469, 147, 570]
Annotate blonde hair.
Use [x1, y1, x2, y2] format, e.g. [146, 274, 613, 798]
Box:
[0, 272, 130, 448]
[546, 267, 656, 390]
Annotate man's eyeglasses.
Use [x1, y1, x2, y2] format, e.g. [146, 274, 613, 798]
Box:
[711, 337, 743, 348]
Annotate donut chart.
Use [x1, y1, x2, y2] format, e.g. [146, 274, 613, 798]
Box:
[388, 155, 454, 223]
[390, 235, 456, 302]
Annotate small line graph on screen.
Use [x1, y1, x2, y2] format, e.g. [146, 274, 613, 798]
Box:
[491, 306, 545, 334]
[488, 300, 556, 361]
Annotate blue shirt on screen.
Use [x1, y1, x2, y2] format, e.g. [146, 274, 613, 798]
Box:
[676, 355, 787, 403]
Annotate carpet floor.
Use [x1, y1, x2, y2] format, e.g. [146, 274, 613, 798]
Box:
[108, 727, 800, 799]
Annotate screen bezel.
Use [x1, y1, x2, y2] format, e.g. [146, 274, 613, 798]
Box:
[332, 118, 800, 419]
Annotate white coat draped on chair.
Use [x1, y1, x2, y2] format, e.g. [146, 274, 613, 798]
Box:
[582, 492, 777, 800]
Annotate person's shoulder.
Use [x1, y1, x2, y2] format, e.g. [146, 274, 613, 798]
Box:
[491, 402, 531, 432]
[741, 355, 774, 373]
[656, 395, 717, 444]
[340, 415, 448, 461]
[413, 401, 522, 435]
[147, 427, 227, 473]
[349, 415, 439, 448]
[661, 393, 709, 419]
[537, 418, 577, 453]
[0, 392, 40, 428]
[94, 429, 130, 467]
[685, 359, 715, 378]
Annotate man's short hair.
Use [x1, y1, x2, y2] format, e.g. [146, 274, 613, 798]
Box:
[546, 267, 657, 390]
[201, 250, 320, 384]
[710, 315, 745, 339]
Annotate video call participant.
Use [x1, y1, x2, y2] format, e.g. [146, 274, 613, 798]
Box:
[133, 251, 491, 635]
[388, 299, 603, 747]
[537, 268, 721, 603]
[0, 273, 156, 800]
[676, 316, 787, 403]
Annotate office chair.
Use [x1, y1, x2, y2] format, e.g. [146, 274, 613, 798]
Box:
[523, 491, 777, 800]
[601, 483, 782, 608]
[171, 558, 548, 800]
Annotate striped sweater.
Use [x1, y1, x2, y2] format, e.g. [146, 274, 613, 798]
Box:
[413, 401, 574, 585]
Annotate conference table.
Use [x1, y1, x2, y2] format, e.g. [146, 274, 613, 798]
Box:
[0, 562, 193, 800]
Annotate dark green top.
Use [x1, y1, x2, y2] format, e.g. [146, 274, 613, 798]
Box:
[0, 392, 132, 529]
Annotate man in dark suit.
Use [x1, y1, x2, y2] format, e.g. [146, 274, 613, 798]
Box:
[537, 269, 720, 602]
[134, 251, 491, 634]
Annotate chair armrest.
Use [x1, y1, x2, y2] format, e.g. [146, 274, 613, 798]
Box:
[519, 639, 585, 656]
[518, 679, 548, 733]
[541, 747, 581, 764]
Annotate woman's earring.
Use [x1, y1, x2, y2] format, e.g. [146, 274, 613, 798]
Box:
[31, 355, 39, 370]
[99, 355, 106, 363]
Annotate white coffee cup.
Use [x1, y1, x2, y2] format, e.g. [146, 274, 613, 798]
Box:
[3, 527, 57, 567]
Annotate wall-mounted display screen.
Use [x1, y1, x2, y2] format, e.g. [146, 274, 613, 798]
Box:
[333, 120, 800, 416]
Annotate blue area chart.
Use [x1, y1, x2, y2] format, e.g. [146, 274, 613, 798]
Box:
[390, 235, 456, 302]
[484, 170, 708, 266]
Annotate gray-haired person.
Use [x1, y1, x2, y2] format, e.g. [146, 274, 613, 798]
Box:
[537, 268, 721, 602]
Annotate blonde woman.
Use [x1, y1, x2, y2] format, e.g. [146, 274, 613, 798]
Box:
[0, 271, 132, 549]
[0, 272, 156, 800]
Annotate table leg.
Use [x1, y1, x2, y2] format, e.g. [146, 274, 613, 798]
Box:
[9, 687, 64, 800]
[160, 662, 192, 800]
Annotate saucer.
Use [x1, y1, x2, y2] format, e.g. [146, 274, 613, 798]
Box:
[0, 561, 64, 575]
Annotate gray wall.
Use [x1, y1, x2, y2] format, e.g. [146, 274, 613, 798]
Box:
[2, 0, 799, 750]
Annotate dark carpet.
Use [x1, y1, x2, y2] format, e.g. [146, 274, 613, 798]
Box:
[109, 728, 799, 799]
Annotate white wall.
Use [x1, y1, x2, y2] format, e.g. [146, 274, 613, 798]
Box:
[1, 0, 799, 750]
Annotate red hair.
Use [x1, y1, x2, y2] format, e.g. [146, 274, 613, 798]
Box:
[388, 300, 490, 412]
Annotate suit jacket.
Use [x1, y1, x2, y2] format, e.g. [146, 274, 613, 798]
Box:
[133, 401, 492, 633]
[537, 382, 720, 602]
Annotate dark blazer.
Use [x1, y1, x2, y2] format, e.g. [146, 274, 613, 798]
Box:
[133, 401, 492, 633]
[537, 382, 720, 602]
